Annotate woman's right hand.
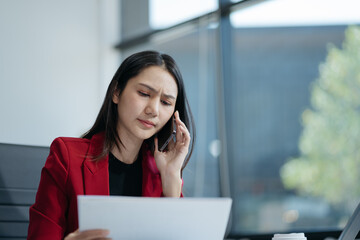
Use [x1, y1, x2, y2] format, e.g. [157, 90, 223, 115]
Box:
[65, 229, 111, 240]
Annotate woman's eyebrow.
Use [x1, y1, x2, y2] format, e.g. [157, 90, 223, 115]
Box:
[139, 83, 176, 100]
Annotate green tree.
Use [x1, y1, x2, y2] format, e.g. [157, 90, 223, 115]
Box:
[280, 26, 360, 211]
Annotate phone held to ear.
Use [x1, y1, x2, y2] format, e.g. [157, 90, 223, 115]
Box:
[158, 116, 176, 152]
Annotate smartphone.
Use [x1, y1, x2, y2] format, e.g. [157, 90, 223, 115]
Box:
[157, 116, 176, 152]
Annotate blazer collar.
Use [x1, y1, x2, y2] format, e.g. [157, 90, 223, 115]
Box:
[83, 132, 109, 195]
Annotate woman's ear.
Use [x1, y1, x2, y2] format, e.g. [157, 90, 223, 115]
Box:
[112, 89, 120, 104]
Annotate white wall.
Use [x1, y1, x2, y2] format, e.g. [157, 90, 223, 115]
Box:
[0, 0, 120, 146]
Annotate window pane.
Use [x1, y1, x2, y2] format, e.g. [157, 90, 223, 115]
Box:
[227, 0, 360, 235]
[121, 18, 220, 197]
[231, 0, 360, 28]
[149, 0, 218, 29]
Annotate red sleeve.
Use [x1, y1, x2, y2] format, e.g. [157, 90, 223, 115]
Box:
[27, 137, 70, 240]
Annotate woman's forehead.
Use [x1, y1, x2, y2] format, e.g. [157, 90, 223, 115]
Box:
[131, 66, 178, 96]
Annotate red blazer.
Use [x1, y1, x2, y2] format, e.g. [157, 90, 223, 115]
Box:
[27, 132, 167, 240]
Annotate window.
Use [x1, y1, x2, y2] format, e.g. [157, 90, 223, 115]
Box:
[121, 12, 221, 197]
[149, 0, 218, 29]
[118, 0, 360, 238]
[227, 0, 360, 235]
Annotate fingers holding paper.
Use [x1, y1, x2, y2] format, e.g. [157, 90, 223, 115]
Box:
[64, 229, 111, 240]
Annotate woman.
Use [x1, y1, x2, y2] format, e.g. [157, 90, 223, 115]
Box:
[27, 50, 195, 240]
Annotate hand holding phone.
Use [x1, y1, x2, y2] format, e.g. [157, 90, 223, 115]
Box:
[158, 116, 176, 152]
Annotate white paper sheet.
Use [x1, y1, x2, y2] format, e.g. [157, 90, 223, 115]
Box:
[78, 195, 232, 240]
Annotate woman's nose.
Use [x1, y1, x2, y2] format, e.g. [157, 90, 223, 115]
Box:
[145, 98, 159, 116]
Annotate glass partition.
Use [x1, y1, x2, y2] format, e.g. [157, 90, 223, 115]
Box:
[227, 0, 360, 234]
[119, 0, 360, 237]
[121, 16, 221, 197]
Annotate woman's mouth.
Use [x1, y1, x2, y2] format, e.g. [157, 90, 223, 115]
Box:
[138, 119, 155, 128]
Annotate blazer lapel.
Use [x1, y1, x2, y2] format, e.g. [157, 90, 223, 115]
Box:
[83, 133, 109, 195]
[141, 144, 163, 197]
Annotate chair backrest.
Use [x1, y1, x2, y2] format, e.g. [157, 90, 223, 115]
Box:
[0, 142, 49, 239]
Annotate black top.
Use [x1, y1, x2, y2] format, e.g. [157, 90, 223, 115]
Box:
[108, 152, 142, 196]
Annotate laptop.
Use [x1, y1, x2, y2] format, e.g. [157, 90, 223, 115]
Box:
[78, 195, 232, 240]
[338, 200, 360, 240]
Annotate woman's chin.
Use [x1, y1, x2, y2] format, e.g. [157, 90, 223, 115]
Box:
[138, 132, 156, 141]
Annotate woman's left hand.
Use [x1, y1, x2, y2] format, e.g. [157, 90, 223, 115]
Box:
[154, 110, 190, 197]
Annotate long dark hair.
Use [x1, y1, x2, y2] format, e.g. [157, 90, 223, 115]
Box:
[82, 50, 195, 172]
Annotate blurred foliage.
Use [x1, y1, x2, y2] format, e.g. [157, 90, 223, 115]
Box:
[280, 26, 360, 211]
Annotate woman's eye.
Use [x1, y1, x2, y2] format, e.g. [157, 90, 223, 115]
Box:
[138, 91, 149, 97]
[161, 100, 171, 106]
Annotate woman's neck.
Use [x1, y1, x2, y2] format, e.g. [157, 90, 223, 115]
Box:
[110, 129, 143, 164]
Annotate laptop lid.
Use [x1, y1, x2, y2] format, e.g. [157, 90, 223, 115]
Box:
[78, 195, 232, 240]
[338, 201, 360, 240]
